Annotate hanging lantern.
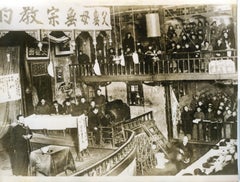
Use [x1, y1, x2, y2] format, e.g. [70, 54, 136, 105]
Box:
[146, 13, 161, 37]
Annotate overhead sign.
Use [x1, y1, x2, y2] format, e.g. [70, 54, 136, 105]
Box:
[0, 5, 111, 30]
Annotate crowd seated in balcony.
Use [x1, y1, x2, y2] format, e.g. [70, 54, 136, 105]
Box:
[179, 91, 237, 142]
[166, 19, 235, 58]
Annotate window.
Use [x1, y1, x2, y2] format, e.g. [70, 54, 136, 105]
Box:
[127, 82, 144, 106]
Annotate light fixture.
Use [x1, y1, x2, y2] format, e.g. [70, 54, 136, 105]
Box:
[146, 13, 161, 37]
[6, 53, 10, 62]
[38, 41, 43, 52]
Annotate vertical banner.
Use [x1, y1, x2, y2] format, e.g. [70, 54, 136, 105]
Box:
[77, 114, 88, 152]
[0, 74, 21, 103]
[170, 86, 180, 139]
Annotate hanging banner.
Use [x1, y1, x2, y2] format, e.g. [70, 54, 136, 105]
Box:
[0, 74, 21, 103]
[209, 59, 235, 74]
[77, 114, 88, 152]
[0, 5, 111, 30]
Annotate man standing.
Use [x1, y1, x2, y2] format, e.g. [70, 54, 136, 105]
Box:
[94, 89, 106, 114]
[175, 136, 193, 170]
[10, 114, 32, 176]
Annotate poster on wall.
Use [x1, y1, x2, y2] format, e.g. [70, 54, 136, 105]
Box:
[0, 74, 21, 103]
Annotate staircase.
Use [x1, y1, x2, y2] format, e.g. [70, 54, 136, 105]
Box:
[140, 120, 171, 158]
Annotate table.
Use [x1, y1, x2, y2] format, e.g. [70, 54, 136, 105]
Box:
[29, 145, 76, 176]
[24, 114, 79, 130]
[176, 139, 237, 176]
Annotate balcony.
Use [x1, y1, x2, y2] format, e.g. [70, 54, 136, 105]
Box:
[69, 49, 237, 82]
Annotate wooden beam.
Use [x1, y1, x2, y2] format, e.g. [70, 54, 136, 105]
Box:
[78, 73, 238, 83]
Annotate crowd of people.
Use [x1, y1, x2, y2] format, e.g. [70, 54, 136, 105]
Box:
[77, 18, 235, 75]
[35, 89, 107, 145]
[166, 19, 235, 58]
[180, 91, 237, 142]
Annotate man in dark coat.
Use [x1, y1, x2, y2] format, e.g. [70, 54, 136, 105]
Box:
[181, 106, 193, 137]
[10, 114, 32, 176]
[175, 136, 193, 170]
[50, 100, 64, 115]
[88, 107, 103, 145]
[94, 89, 106, 114]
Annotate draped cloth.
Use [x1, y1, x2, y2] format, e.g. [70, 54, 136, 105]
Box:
[93, 59, 101, 75]
[132, 52, 139, 64]
[0, 47, 21, 139]
[29, 145, 76, 176]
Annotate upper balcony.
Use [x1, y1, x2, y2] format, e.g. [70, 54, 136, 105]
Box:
[69, 49, 237, 83]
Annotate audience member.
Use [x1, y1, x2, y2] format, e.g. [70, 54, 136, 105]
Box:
[35, 98, 50, 114]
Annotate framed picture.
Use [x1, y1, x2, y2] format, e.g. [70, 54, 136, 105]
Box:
[54, 42, 74, 56]
[26, 43, 50, 60]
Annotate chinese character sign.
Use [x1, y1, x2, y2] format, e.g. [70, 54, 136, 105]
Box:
[0, 74, 21, 103]
[77, 114, 88, 152]
[0, 5, 111, 30]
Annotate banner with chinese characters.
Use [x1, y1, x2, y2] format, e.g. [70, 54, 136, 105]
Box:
[77, 114, 88, 152]
[0, 74, 21, 103]
[0, 5, 111, 30]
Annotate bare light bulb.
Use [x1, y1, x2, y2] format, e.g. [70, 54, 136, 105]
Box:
[6, 53, 10, 62]
[38, 41, 43, 52]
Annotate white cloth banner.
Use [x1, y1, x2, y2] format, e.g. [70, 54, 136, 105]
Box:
[0, 5, 111, 30]
[93, 59, 101, 75]
[77, 114, 88, 152]
[0, 74, 21, 103]
[209, 59, 235, 74]
[132, 52, 139, 64]
[120, 53, 125, 66]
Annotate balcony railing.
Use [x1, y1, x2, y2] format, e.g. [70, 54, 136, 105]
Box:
[69, 49, 237, 78]
[71, 129, 135, 176]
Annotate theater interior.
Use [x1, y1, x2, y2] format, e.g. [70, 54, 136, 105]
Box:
[0, 1, 238, 180]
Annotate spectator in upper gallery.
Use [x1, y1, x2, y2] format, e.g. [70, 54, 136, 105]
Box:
[180, 34, 189, 48]
[78, 50, 90, 64]
[213, 38, 225, 57]
[167, 25, 176, 40]
[35, 98, 50, 114]
[122, 32, 135, 54]
[107, 47, 116, 63]
[203, 21, 211, 42]
[50, 100, 64, 115]
[175, 24, 182, 38]
[210, 21, 219, 48]
[94, 89, 106, 113]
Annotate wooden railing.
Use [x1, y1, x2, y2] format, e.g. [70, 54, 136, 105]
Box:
[192, 120, 237, 142]
[123, 111, 153, 131]
[71, 129, 136, 176]
[69, 49, 237, 78]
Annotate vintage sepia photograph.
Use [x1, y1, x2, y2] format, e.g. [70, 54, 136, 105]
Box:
[0, 0, 238, 182]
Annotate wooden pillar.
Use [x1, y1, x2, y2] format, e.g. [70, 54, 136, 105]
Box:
[164, 82, 173, 140]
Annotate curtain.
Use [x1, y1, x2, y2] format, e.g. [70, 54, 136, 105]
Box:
[0, 47, 21, 138]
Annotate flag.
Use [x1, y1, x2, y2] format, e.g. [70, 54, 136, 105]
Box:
[120, 53, 125, 66]
[93, 59, 101, 75]
[132, 52, 139, 64]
